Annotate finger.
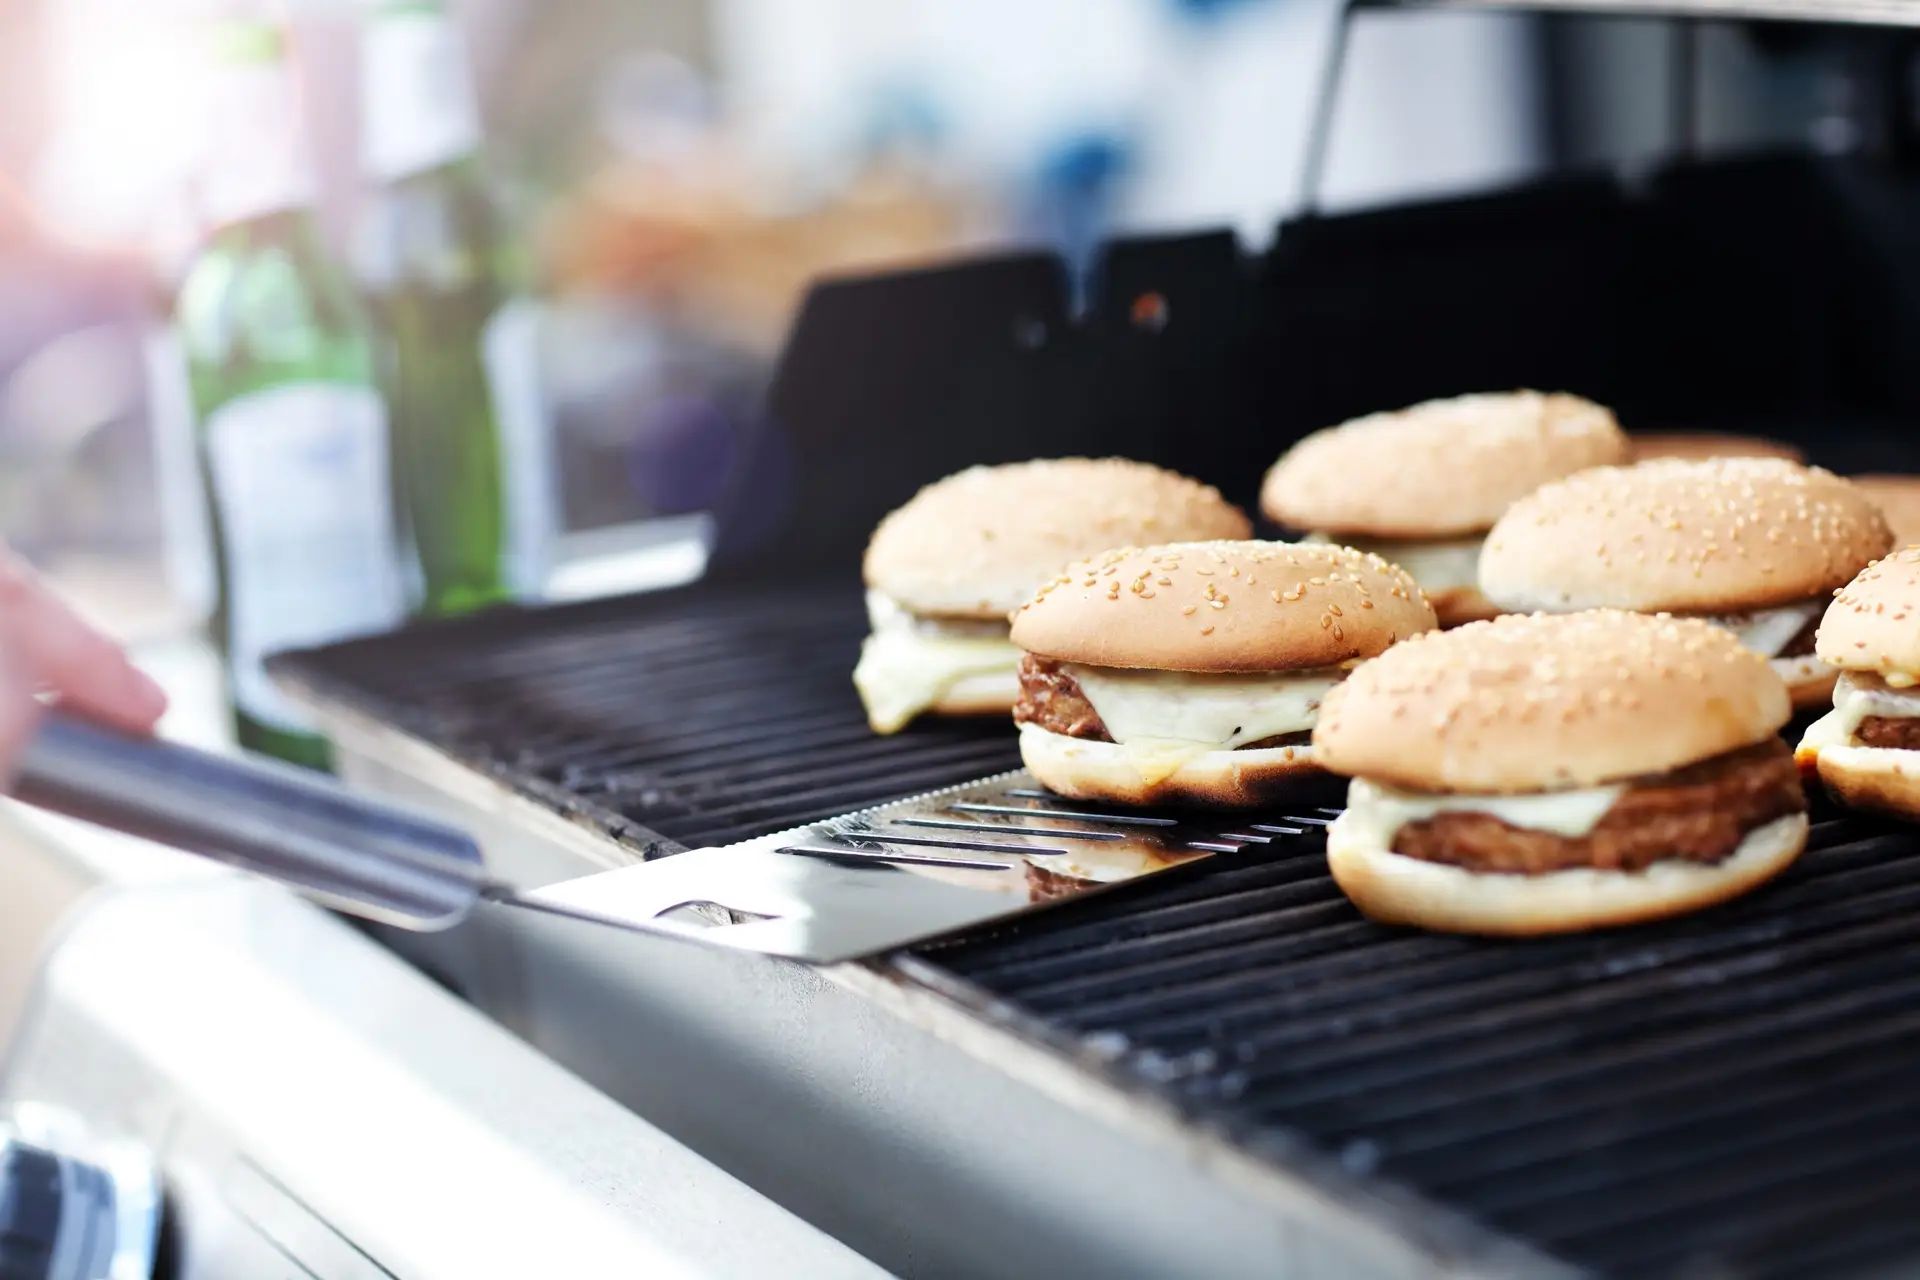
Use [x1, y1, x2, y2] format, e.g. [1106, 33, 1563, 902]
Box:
[0, 630, 42, 787]
[0, 556, 167, 733]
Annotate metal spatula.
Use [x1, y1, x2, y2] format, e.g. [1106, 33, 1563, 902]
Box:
[14, 713, 1329, 964]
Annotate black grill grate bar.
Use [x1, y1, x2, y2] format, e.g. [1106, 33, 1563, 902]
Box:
[1710, 1170, 1920, 1279]
[535, 707, 877, 781]
[1083, 854, 1912, 1047]
[656, 741, 1023, 821]
[1000, 828, 1907, 1043]
[1410, 1039, 1920, 1221]
[1526, 1118, 1920, 1273]
[629, 732, 1001, 793]
[1360, 989, 1920, 1189]
[932, 845, 1339, 977]
[660, 755, 1026, 847]
[1235, 908, 1920, 1120]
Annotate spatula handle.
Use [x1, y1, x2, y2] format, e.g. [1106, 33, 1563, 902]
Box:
[13, 712, 488, 930]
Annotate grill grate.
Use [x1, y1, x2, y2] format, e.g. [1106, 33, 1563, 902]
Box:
[277, 583, 1023, 852]
[930, 808, 1920, 1278]
[279, 583, 1920, 1277]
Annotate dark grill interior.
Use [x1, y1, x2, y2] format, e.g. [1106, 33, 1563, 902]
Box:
[279, 584, 1920, 1278]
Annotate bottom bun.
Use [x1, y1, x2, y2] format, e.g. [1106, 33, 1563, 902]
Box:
[1018, 724, 1326, 809]
[1428, 585, 1502, 629]
[1814, 743, 1920, 820]
[1771, 654, 1839, 710]
[1326, 811, 1808, 936]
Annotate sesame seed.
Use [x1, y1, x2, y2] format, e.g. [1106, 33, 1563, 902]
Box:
[1181, 605, 1197, 616]
[1200, 625, 1215, 636]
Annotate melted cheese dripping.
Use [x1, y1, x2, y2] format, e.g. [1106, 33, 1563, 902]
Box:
[1800, 671, 1920, 752]
[1341, 776, 1628, 850]
[1065, 663, 1340, 784]
[853, 592, 1021, 733]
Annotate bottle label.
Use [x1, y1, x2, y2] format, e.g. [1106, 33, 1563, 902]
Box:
[481, 300, 558, 599]
[205, 383, 406, 732]
[203, 62, 317, 226]
[362, 10, 483, 183]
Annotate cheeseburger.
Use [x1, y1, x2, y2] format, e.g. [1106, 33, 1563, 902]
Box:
[1851, 475, 1920, 548]
[1008, 541, 1436, 808]
[1798, 548, 1920, 819]
[1479, 457, 1893, 708]
[1259, 391, 1626, 627]
[854, 459, 1249, 733]
[1315, 611, 1808, 936]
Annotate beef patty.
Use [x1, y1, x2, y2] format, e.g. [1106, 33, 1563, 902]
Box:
[1392, 739, 1804, 875]
[1012, 654, 1312, 749]
[1856, 716, 1920, 750]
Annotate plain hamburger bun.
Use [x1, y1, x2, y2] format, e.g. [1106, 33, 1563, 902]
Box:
[1010, 541, 1437, 673]
[864, 459, 1249, 620]
[1017, 724, 1324, 808]
[1259, 391, 1626, 539]
[1480, 457, 1894, 615]
[1628, 431, 1805, 464]
[1812, 743, 1920, 821]
[1850, 475, 1920, 549]
[1815, 547, 1920, 676]
[1326, 811, 1808, 936]
[1312, 610, 1792, 794]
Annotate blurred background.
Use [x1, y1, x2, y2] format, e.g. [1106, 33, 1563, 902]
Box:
[0, 0, 1908, 643]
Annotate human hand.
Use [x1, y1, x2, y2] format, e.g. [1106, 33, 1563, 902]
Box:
[0, 552, 168, 786]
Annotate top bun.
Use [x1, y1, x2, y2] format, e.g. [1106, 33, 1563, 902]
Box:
[864, 459, 1249, 620]
[1629, 431, 1805, 464]
[1010, 541, 1436, 673]
[1259, 391, 1626, 539]
[1851, 474, 1920, 548]
[1312, 610, 1791, 793]
[1816, 547, 1920, 675]
[1480, 457, 1893, 614]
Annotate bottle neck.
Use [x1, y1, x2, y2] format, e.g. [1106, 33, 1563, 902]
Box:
[360, 5, 484, 185]
[202, 51, 318, 229]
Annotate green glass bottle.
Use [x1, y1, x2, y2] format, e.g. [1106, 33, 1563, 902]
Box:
[358, 0, 555, 617]
[178, 12, 407, 768]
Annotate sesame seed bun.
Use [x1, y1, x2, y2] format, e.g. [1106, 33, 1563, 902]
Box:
[1018, 724, 1324, 809]
[1628, 431, 1805, 464]
[1479, 458, 1894, 615]
[1811, 743, 1920, 822]
[1259, 391, 1626, 539]
[1850, 475, 1920, 548]
[1815, 547, 1920, 677]
[1326, 811, 1807, 936]
[1311, 610, 1792, 794]
[1009, 542, 1437, 673]
[863, 459, 1249, 620]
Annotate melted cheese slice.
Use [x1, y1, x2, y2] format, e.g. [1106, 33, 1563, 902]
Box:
[853, 593, 1021, 733]
[1065, 664, 1340, 784]
[1343, 776, 1627, 850]
[1800, 671, 1920, 753]
[1711, 601, 1823, 660]
[1333, 535, 1484, 595]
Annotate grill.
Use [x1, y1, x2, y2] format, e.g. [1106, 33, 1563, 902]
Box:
[268, 4, 1920, 1271]
[280, 582, 1920, 1278]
